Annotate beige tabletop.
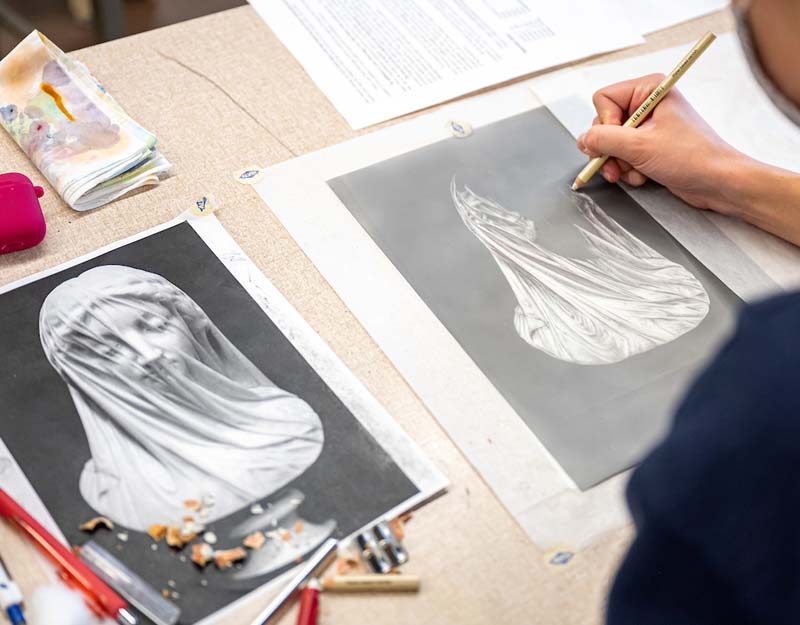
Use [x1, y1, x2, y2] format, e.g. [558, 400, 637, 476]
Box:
[0, 7, 733, 625]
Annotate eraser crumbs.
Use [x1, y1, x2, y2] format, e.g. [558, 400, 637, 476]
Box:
[214, 547, 247, 569]
[79, 516, 113, 533]
[243, 531, 266, 550]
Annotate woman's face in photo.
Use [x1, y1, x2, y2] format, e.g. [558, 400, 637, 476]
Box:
[81, 296, 200, 367]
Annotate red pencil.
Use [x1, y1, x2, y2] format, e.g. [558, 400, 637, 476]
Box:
[0, 488, 138, 624]
[296, 578, 320, 625]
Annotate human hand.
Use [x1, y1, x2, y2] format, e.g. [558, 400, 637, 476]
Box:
[576, 73, 748, 212]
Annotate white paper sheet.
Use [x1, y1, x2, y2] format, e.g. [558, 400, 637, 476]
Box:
[620, 0, 729, 35]
[248, 0, 643, 128]
[531, 32, 800, 299]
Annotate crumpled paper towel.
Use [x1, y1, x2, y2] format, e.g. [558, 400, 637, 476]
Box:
[0, 31, 171, 211]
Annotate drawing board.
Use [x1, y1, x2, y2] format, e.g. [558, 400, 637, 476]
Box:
[326, 106, 739, 490]
[254, 81, 760, 546]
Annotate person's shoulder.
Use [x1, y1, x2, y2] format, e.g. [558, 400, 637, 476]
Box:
[728, 292, 800, 368]
[626, 292, 800, 527]
[619, 298, 800, 623]
[739, 290, 800, 331]
[677, 290, 800, 441]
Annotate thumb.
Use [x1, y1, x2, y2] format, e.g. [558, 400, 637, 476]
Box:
[583, 124, 643, 165]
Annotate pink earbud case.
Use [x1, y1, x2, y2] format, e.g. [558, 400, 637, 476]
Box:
[0, 173, 46, 254]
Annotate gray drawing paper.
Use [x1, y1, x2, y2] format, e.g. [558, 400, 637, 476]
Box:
[328, 107, 741, 489]
[0, 221, 442, 624]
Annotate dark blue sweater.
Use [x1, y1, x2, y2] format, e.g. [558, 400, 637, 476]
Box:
[607, 293, 800, 625]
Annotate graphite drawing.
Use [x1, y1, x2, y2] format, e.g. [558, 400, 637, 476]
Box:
[451, 180, 710, 365]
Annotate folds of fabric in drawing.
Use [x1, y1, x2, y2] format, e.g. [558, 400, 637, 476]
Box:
[451, 180, 710, 365]
[39, 265, 324, 532]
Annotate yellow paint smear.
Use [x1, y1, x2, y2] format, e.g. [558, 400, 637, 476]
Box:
[40, 82, 75, 121]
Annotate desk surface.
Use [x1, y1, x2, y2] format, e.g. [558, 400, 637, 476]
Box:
[0, 7, 732, 624]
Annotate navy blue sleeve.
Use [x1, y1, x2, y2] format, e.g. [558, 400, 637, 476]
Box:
[607, 292, 800, 625]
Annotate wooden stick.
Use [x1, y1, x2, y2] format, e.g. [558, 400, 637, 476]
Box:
[572, 31, 717, 191]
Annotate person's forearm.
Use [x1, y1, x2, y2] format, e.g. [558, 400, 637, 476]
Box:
[712, 155, 800, 247]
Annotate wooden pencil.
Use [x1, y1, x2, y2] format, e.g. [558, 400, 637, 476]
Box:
[571, 31, 717, 191]
[321, 574, 421, 592]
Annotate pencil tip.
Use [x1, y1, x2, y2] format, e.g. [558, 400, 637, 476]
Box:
[570, 182, 579, 191]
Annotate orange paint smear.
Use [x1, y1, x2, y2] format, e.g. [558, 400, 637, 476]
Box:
[40, 82, 75, 121]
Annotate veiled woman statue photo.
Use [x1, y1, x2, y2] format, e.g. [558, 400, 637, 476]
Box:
[39, 265, 326, 537]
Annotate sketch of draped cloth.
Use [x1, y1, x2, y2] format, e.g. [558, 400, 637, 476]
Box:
[451, 180, 710, 365]
[39, 265, 325, 533]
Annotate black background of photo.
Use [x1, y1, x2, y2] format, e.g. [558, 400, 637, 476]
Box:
[0, 222, 419, 623]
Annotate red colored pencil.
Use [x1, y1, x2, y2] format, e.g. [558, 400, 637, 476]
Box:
[296, 578, 320, 625]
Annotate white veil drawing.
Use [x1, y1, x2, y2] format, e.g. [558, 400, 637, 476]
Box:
[451, 179, 710, 365]
[39, 265, 335, 579]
